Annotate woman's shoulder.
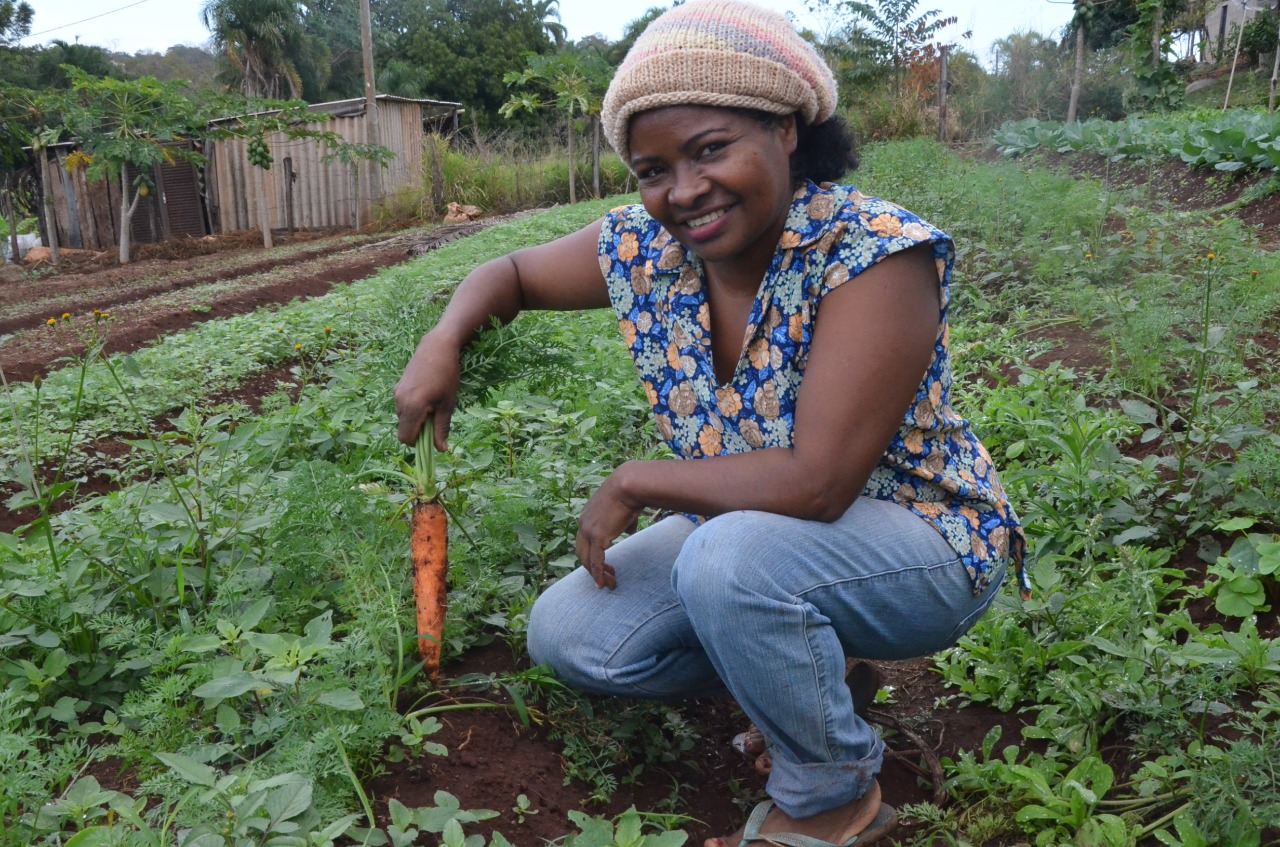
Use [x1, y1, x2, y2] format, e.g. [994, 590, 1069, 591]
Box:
[602, 202, 661, 237]
[786, 182, 951, 268]
[818, 182, 949, 242]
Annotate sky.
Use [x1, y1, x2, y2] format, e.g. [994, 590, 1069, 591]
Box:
[19, 0, 1076, 66]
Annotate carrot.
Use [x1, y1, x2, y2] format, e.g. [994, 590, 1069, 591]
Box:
[411, 499, 448, 682]
[411, 419, 448, 684]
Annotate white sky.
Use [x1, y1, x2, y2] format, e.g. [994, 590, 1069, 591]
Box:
[20, 0, 1075, 67]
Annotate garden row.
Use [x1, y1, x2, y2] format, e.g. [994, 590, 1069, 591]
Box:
[1, 139, 1278, 845]
[994, 110, 1280, 176]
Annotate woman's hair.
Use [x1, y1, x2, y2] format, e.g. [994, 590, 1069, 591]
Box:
[745, 110, 859, 186]
[792, 114, 859, 186]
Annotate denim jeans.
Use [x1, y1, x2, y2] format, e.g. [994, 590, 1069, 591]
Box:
[527, 496, 1006, 819]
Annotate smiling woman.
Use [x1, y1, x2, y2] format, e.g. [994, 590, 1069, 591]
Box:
[393, 1, 1027, 845]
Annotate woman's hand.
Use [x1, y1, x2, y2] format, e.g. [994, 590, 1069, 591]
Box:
[576, 464, 644, 590]
[394, 333, 461, 449]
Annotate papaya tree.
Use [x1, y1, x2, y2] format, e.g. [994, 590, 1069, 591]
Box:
[0, 84, 32, 264]
[501, 51, 611, 203]
[59, 69, 203, 264]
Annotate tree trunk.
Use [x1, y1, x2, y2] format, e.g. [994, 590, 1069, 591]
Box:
[1067, 14, 1086, 123]
[566, 113, 576, 205]
[4, 180, 18, 264]
[359, 0, 383, 203]
[937, 46, 949, 142]
[1151, 4, 1163, 70]
[40, 151, 61, 266]
[119, 168, 136, 265]
[256, 168, 273, 248]
[592, 115, 601, 199]
[1270, 20, 1280, 112]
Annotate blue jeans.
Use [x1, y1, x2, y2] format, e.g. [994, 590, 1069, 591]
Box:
[527, 497, 1005, 819]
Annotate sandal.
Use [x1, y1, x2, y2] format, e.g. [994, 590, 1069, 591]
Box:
[736, 797, 898, 847]
[732, 661, 883, 775]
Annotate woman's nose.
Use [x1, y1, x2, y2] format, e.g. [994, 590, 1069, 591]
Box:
[668, 163, 709, 207]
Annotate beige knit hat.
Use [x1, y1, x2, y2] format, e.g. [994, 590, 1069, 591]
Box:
[601, 0, 838, 164]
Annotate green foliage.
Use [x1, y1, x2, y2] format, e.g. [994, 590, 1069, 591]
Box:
[994, 111, 1280, 175]
[375, 0, 557, 128]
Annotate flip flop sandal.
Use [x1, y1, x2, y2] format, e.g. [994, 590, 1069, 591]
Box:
[732, 661, 883, 775]
[735, 799, 898, 847]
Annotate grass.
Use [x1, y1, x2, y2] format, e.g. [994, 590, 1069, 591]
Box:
[2, 140, 1279, 846]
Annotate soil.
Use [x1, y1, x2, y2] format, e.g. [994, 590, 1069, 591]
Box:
[3, 153, 1279, 844]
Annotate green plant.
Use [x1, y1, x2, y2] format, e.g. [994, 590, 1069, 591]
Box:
[1197, 518, 1280, 618]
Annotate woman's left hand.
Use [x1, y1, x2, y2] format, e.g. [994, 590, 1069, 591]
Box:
[576, 465, 643, 590]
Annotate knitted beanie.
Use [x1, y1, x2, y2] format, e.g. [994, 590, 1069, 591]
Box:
[601, 0, 837, 163]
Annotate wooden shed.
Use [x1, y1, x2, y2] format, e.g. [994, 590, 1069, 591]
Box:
[36, 141, 209, 252]
[204, 95, 461, 234]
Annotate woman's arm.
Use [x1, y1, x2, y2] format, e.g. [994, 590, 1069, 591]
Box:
[394, 219, 611, 447]
[576, 243, 941, 588]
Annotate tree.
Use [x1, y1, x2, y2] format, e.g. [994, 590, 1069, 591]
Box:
[33, 40, 117, 88]
[200, 0, 315, 99]
[534, 0, 568, 47]
[378, 0, 555, 127]
[818, 0, 965, 96]
[0, 83, 32, 263]
[501, 51, 611, 202]
[0, 0, 32, 44]
[59, 70, 203, 264]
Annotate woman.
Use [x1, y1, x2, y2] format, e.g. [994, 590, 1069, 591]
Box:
[394, 1, 1027, 844]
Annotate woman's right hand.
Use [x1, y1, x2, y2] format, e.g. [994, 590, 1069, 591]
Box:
[394, 333, 461, 450]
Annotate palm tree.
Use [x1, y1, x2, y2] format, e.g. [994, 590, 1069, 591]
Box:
[200, 0, 308, 99]
[532, 0, 568, 48]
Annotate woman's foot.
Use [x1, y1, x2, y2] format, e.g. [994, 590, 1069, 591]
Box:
[704, 782, 896, 847]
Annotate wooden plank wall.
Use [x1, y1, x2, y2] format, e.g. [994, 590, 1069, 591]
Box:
[45, 148, 118, 252]
[206, 99, 427, 234]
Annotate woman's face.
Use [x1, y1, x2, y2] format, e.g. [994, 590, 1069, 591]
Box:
[628, 105, 797, 284]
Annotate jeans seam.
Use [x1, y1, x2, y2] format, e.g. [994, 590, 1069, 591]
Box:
[799, 602, 837, 762]
[793, 556, 963, 599]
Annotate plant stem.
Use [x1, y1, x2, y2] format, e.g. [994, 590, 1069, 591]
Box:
[414, 415, 437, 501]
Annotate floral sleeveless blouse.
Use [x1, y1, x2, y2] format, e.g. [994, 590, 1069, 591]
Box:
[597, 180, 1028, 598]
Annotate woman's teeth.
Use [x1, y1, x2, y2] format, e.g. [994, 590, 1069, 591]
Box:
[688, 209, 726, 228]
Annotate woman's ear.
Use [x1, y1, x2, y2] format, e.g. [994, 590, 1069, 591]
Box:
[778, 113, 799, 156]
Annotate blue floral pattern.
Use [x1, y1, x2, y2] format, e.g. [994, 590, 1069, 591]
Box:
[598, 181, 1029, 598]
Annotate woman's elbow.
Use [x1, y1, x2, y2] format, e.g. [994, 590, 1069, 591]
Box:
[792, 475, 860, 523]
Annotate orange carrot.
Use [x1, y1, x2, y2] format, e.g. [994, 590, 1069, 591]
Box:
[411, 499, 448, 682]
[410, 420, 448, 683]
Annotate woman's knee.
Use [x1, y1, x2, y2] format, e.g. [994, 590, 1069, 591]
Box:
[526, 569, 595, 674]
[672, 511, 788, 614]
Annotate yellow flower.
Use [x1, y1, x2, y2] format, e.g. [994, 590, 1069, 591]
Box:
[1084, 252, 1092, 260]
[61, 312, 70, 320]
[1251, 269, 1259, 278]
[324, 326, 332, 333]
[1207, 252, 1215, 260]
[294, 343, 302, 350]
[46, 318, 56, 326]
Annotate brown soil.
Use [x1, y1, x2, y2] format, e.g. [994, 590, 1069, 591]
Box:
[370, 645, 1031, 847]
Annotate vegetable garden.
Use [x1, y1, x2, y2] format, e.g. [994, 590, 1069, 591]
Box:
[2, 131, 1279, 846]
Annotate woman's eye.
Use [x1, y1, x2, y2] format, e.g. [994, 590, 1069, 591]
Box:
[698, 143, 725, 159]
[637, 166, 664, 182]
